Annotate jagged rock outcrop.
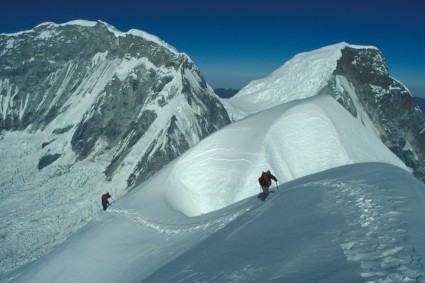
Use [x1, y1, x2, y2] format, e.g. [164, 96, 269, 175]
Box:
[226, 43, 425, 183]
[0, 20, 231, 276]
[318, 46, 425, 182]
[0, 20, 230, 188]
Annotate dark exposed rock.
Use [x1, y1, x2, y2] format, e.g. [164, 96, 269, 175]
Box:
[38, 153, 61, 170]
[52, 125, 73, 135]
[1, 21, 231, 188]
[319, 46, 425, 182]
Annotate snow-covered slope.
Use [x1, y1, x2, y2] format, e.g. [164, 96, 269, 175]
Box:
[3, 163, 425, 282]
[2, 93, 418, 282]
[0, 20, 230, 276]
[0, 19, 229, 188]
[224, 42, 425, 183]
[164, 95, 407, 217]
[224, 42, 353, 118]
[146, 163, 425, 283]
[1, 33, 424, 280]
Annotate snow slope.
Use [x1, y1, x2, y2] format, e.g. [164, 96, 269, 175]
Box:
[2, 93, 419, 282]
[146, 163, 425, 282]
[0, 20, 230, 276]
[223, 42, 377, 119]
[165, 95, 407, 216]
[3, 163, 425, 282]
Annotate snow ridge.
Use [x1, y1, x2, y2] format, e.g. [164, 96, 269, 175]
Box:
[106, 205, 250, 235]
[225, 43, 349, 118]
[2, 20, 179, 54]
[141, 164, 425, 283]
[317, 179, 424, 282]
[1, 34, 424, 282]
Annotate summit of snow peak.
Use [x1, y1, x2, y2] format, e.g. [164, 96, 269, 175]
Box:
[223, 42, 425, 184]
[225, 42, 379, 118]
[1, 24, 425, 281]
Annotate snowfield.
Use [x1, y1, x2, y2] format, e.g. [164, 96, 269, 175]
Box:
[146, 163, 425, 283]
[1, 41, 425, 282]
[2, 94, 424, 282]
[164, 95, 407, 217]
[2, 163, 425, 282]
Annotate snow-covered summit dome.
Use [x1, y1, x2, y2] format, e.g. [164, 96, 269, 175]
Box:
[226, 42, 378, 117]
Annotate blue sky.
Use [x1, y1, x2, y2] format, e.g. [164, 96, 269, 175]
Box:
[0, 0, 424, 97]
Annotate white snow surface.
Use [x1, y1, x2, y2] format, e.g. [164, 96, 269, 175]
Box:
[1, 42, 423, 282]
[2, 93, 422, 282]
[165, 95, 407, 217]
[2, 163, 425, 283]
[224, 42, 377, 120]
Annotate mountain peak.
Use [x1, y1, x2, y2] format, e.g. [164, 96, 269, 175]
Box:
[224, 42, 425, 183]
[1, 25, 424, 280]
[3, 20, 180, 55]
[227, 43, 380, 117]
[0, 20, 231, 275]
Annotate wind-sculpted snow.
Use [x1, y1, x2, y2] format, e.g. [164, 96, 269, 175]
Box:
[224, 42, 377, 119]
[326, 180, 423, 280]
[165, 95, 407, 216]
[4, 163, 424, 282]
[107, 206, 250, 235]
[145, 163, 425, 283]
[224, 43, 346, 117]
[1, 32, 424, 281]
[223, 42, 425, 184]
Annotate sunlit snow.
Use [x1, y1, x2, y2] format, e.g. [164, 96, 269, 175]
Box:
[2, 93, 423, 283]
[1, 41, 424, 282]
[224, 42, 377, 120]
[165, 95, 407, 217]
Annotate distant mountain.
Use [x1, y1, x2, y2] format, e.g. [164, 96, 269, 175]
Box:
[0, 20, 230, 187]
[225, 43, 425, 183]
[2, 27, 425, 278]
[414, 96, 425, 113]
[2, 90, 418, 283]
[214, 88, 239, 98]
[0, 20, 230, 275]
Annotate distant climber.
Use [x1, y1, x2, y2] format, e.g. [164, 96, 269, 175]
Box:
[101, 192, 111, 210]
[258, 170, 278, 201]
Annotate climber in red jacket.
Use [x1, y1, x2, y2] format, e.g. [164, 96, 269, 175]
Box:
[101, 192, 111, 211]
[258, 170, 278, 201]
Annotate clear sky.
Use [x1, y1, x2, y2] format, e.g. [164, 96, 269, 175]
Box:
[0, 0, 424, 97]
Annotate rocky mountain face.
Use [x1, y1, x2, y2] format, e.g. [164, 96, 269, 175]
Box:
[317, 46, 425, 182]
[0, 20, 230, 188]
[225, 43, 425, 184]
[1, 26, 423, 276]
[0, 21, 231, 275]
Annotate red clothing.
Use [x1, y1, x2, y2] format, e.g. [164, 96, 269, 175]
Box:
[102, 193, 110, 203]
[259, 171, 277, 186]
